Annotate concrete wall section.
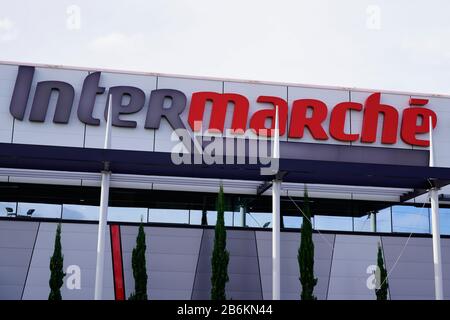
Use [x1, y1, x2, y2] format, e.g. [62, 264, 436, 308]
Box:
[121, 226, 202, 300]
[255, 231, 334, 300]
[22, 222, 114, 300]
[0, 220, 39, 299]
[2, 218, 450, 300]
[327, 234, 381, 300]
[192, 229, 263, 300]
[381, 236, 434, 300]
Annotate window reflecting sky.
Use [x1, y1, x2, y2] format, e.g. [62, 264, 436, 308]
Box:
[63, 204, 99, 221]
[0, 201, 446, 235]
[149, 208, 189, 224]
[392, 205, 430, 234]
[0, 202, 17, 216]
[314, 215, 353, 232]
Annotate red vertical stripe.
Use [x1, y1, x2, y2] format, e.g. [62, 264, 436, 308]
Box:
[110, 224, 125, 300]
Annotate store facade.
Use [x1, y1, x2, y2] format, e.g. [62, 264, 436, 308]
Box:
[1, 61, 450, 299]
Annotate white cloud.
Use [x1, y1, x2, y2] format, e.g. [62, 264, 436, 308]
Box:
[0, 17, 18, 41]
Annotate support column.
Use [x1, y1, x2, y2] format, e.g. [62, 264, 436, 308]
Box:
[272, 178, 281, 300]
[430, 188, 443, 300]
[240, 205, 246, 227]
[94, 171, 111, 300]
[94, 95, 113, 300]
[428, 114, 443, 300]
[370, 211, 377, 233]
[272, 106, 281, 300]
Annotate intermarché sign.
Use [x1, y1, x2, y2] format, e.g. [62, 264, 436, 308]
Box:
[9, 65, 437, 147]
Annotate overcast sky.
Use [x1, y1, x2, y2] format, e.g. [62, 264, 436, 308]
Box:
[0, 0, 449, 95]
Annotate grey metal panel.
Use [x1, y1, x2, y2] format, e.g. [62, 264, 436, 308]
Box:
[0, 286, 23, 300]
[121, 226, 202, 300]
[382, 236, 434, 300]
[192, 229, 263, 300]
[0, 220, 39, 231]
[122, 252, 199, 273]
[327, 235, 381, 300]
[0, 248, 34, 266]
[0, 220, 38, 299]
[255, 231, 334, 300]
[257, 257, 331, 278]
[22, 222, 114, 300]
[0, 227, 38, 249]
[279, 141, 427, 166]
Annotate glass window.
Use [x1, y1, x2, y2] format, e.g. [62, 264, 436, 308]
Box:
[245, 212, 272, 228]
[17, 202, 61, 219]
[283, 216, 302, 229]
[392, 205, 430, 234]
[353, 214, 372, 232]
[189, 210, 233, 226]
[314, 215, 353, 231]
[224, 211, 235, 227]
[376, 207, 392, 232]
[0, 202, 17, 217]
[108, 207, 148, 223]
[439, 208, 450, 235]
[353, 208, 392, 233]
[205, 211, 233, 226]
[63, 204, 99, 221]
[189, 210, 205, 225]
[148, 208, 189, 224]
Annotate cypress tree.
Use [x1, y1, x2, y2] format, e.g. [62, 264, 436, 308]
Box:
[201, 208, 208, 226]
[375, 242, 389, 300]
[49, 223, 65, 300]
[129, 223, 148, 300]
[210, 185, 229, 300]
[201, 197, 208, 226]
[298, 188, 317, 300]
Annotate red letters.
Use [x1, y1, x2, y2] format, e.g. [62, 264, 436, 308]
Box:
[186, 91, 437, 147]
[289, 99, 328, 140]
[249, 96, 288, 137]
[188, 92, 249, 133]
[401, 107, 437, 147]
[361, 93, 399, 144]
[330, 102, 362, 142]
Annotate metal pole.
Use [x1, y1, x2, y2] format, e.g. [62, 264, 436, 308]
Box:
[272, 179, 281, 300]
[94, 171, 111, 300]
[428, 115, 443, 300]
[240, 205, 246, 227]
[370, 212, 377, 233]
[430, 188, 443, 300]
[94, 95, 113, 300]
[272, 106, 281, 300]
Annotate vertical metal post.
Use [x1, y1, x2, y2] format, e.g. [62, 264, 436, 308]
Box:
[94, 95, 112, 300]
[429, 115, 443, 300]
[272, 107, 281, 300]
[240, 205, 246, 227]
[370, 212, 377, 233]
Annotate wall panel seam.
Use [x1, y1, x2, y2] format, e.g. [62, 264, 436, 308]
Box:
[325, 234, 336, 300]
[253, 231, 263, 300]
[190, 228, 204, 300]
[21, 221, 40, 300]
[380, 235, 392, 300]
